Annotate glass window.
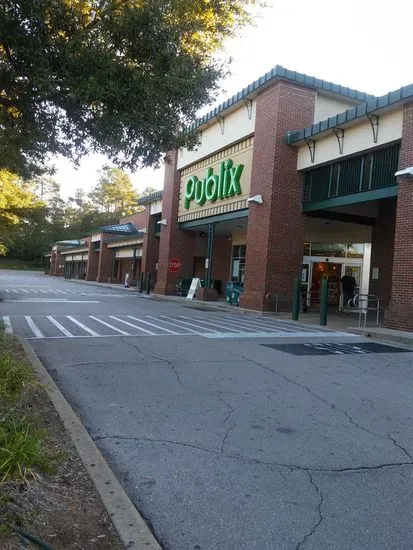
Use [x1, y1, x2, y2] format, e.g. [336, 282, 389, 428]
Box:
[231, 245, 246, 284]
[310, 243, 346, 257]
[303, 242, 311, 256]
[346, 243, 365, 258]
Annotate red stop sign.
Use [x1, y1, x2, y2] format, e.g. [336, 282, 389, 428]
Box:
[168, 257, 181, 273]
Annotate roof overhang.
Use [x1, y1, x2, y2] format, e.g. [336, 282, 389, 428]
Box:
[286, 84, 413, 146]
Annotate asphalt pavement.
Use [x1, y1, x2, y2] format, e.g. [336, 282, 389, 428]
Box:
[2, 270, 413, 549]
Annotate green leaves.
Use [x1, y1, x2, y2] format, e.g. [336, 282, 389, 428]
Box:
[0, 0, 256, 176]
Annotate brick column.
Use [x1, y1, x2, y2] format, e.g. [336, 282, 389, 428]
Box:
[97, 236, 115, 283]
[86, 240, 99, 281]
[51, 250, 64, 276]
[240, 82, 316, 311]
[141, 213, 160, 284]
[212, 235, 232, 294]
[385, 102, 413, 330]
[155, 151, 195, 295]
[369, 198, 396, 309]
[50, 250, 57, 275]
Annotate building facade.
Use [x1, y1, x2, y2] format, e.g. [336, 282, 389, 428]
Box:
[48, 65, 413, 332]
[153, 65, 413, 331]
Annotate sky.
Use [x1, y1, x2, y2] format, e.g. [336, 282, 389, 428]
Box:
[53, 0, 413, 198]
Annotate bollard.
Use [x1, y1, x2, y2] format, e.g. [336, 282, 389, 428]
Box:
[292, 277, 301, 321]
[139, 272, 144, 293]
[146, 272, 151, 295]
[320, 278, 328, 326]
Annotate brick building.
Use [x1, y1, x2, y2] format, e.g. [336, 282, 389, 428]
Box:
[154, 65, 413, 332]
[49, 64, 413, 332]
[47, 191, 162, 287]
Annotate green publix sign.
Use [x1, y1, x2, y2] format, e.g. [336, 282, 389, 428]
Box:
[184, 159, 244, 209]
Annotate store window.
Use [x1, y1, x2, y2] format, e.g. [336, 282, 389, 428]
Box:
[231, 245, 246, 285]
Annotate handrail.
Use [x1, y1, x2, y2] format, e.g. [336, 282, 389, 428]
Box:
[346, 294, 380, 328]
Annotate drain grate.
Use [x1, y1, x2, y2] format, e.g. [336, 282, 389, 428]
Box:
[261, 342, 412, 356]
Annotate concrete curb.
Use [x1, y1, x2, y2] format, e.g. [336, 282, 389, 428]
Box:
[66, 279, 136, 292]
[349, 327, 413, 348]
[18, 337, 162, 550]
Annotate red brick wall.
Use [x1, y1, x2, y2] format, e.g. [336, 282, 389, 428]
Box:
[369, 198, 396, 308]
[240, 82, 316, 311]
[155, 151, 196, 295]
[385, 102, 413, 330]
[119, 209, 148, 228]
[212, 235, 232, 293]
[86, 239, 99, 281]
[97, 236, 115, 282]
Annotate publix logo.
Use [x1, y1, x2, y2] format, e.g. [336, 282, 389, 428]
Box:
[184, 159, 244, 209]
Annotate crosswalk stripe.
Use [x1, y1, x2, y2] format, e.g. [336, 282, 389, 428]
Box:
[89, 316, 130, 335]
[54, 290, 67, 294]
[204, 315, 269, 333]
[2, 316, 13, 334]
[31, 290, 38, 294]
[22, 289, 29, 294]
[146, 315, 201, 334]
[5, 289, 10, 293]
[206, 315, 284, 333]
[109, 315, 155, 335]
[221, 316, 311, 334]
[12, 289, 18, 293]
[25, 316, 44, 338]
[66, 316, 99, 336]
[47, 316, 74, 337]
[128, 315, 179, 335]
[160, 315, 218, 333]
[178, 315, 244, 333]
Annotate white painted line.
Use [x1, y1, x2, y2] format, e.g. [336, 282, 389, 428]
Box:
[31, 290, 38, 294]
[5, 289, 10, 293]
[219, 316, 317, 334]
[89, 316, 130, 335]
[47, 316, 74, 337]
[22, 289, 29, 294]
[25, 316, 44, 338]
[54, 289, 67, 294]
[2, 316, 13, 334]
[200, 315, 267, 333]
[38, 290, 48, 294]
[109, 316, 155, 335]
[146, 316, 201, 335]
[12, 289, 18, 293]
[66, 316, 100, 336]
[160, 315, 218, 333]
[179, 315, 246, 333]
[25, 333, 187, 340]
[202, 331, 351, 339]
[14, 299, 100, 303]
[128, 315, 179, 335]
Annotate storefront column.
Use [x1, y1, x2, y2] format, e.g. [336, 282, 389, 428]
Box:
[369, 198, 396, 309]
[86, 240, 99, 281]
[240, 82, 316, 311]
[97, 238, 115, 283]
[205, 223, 215, 288]
[385, 102, 413, 330]
[155, 150, 195, 295]
[141, 213, 160, 284]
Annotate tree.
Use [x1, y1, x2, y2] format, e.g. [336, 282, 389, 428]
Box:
[1, 0, 257, 177]
[89, 166, 139, 216]
[0, 169, 45, 257]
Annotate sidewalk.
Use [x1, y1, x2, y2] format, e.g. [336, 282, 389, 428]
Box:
[66, 278, 137, 292]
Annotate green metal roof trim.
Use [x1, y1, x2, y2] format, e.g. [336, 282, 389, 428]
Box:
[56, 239, 84, 246]
[105, 233, 144, 244]
[286, 83, 413, 144]
[99, 222, 139, 234]
[186, 65, 376, 133]
[137, 190, 163, 205]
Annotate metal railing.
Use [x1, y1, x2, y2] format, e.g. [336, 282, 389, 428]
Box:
[346, 294, 380, 328]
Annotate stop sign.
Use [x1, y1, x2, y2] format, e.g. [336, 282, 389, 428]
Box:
[168, 257, 181, 273]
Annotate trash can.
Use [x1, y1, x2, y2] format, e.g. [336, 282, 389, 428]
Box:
[224, 281, 243, 306]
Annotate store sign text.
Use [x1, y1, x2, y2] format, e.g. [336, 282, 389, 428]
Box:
[184, 159, 244, 209]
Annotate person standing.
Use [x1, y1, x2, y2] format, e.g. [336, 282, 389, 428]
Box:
[341, 268, 357, 310]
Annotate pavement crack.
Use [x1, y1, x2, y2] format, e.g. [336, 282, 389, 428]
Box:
[237, 354, 412, 460]
[295, 471, 324, 550]
[120, 336, 189, 389]
[217, 391, 236, 454]
[93, 434, 216, 454]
